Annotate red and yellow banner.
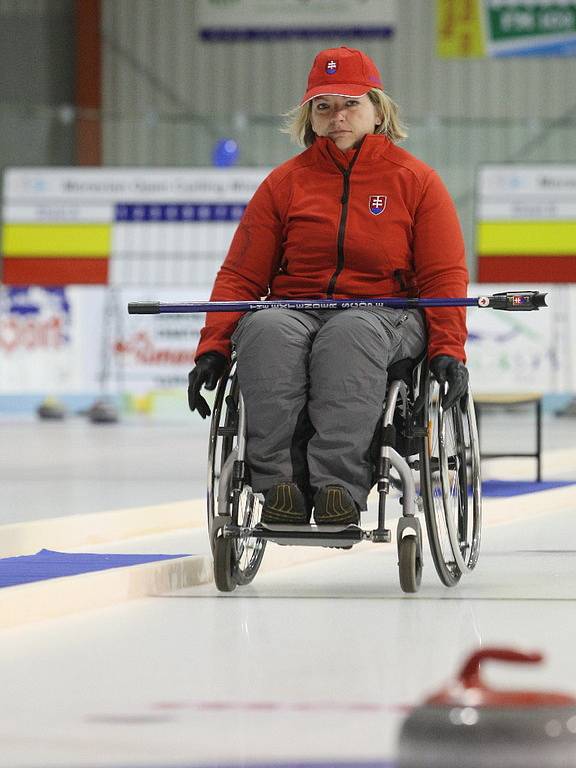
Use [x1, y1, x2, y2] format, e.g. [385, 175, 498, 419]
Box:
[2, 224, 110, 285]
[476, 165, 576, 283]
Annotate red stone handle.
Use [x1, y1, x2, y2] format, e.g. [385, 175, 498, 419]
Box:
[459, 648, 543, 689]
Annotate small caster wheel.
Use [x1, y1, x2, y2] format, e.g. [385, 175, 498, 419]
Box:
[399, 535, 422, 594]
[213, 534, 236, 592]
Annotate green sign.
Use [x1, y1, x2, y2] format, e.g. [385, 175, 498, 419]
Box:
[438, 0, 576, 57]
[489, 3, 576, 41]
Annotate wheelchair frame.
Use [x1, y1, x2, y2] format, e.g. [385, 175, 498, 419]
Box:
[128, 290, 547, 594]
[207, 356, 482, 594]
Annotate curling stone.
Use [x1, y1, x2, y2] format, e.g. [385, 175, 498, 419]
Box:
[87, 398, 119, 424]
[398, 647, 576, 768]
[36, 397, 67, 420]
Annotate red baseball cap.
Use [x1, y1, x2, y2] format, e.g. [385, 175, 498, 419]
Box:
[300, 47, 383, 105]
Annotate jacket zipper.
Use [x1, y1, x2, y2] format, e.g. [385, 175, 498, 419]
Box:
[326, 149, 361, 297]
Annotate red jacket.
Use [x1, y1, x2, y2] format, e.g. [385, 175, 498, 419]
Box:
[196, 134, 468, 362]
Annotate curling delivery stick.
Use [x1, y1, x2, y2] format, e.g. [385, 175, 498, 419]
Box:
[128, 291, 547, 315]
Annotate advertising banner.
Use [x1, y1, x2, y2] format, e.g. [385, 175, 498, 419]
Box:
[0, 285, 205, 400]
[196, 0, 397, 41]
[0, 285, 106, 394]
[438, 0, 576, 58]
[111, 286, 210, 393]
[0, 284, 573, 399]
[465, 284, 568, 394]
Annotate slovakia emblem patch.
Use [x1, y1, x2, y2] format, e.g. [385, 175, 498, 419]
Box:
[369, 195, 387, 215]
[325, 59, 338, 75]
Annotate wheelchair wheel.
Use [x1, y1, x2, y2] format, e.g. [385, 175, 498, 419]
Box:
[207, 365, 267, 592]
[398, 535, 422, 594]
[419, 372, 482, 587]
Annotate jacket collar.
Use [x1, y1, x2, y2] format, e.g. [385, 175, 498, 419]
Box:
[312, 134, 392, 170]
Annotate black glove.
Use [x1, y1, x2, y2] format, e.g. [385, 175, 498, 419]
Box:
[429, 355, 469, 410]
[187, 352, 228, 418]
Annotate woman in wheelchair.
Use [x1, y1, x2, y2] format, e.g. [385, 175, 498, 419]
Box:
[188, 46, 469, 533]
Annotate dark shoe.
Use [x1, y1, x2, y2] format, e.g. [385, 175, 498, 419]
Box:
[261, 482, 311, 525]
[313, 485, 360, 526]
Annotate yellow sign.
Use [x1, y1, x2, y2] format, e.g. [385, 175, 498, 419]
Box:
[477, 221, 576, 255]
[437, 0, 485, 58]
[3, 224, 111, 257]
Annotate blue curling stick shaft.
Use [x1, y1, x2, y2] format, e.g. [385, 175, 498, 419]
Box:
[128, 291, 547, 315]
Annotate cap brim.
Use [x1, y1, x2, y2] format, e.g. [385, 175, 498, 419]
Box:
[300, 84, 370, 106]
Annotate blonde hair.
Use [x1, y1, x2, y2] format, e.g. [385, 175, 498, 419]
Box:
[281, 89, 408, 148]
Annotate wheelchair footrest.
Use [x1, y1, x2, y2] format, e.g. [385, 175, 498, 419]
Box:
[258, 523, 362, 534]
[372, 528, 392, 543]
[236, 523, 366, 548]
[224, 523, 395, 548]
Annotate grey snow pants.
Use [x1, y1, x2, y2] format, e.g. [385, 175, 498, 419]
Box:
[231, 307, 427, 510]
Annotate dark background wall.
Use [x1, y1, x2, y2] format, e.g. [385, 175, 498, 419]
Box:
[0, 0, 75, 168]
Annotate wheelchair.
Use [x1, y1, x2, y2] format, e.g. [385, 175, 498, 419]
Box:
[207, 355, 482, 594]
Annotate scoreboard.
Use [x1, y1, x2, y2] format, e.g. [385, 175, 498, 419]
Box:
[1, 168, 268, 287]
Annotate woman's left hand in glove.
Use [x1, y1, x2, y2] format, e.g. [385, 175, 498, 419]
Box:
[429, 355, 469, 409]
